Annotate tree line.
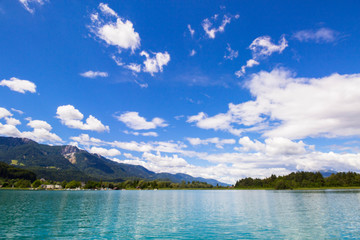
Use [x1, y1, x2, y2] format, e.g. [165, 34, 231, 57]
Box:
[235, 171, 360, 189]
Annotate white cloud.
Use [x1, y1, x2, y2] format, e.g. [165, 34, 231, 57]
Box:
[236, 35, 287, 77]
[108, 140, 186, 154]
[22, 119, 62, 143]
[140, 51, 171, 76]
[19, 0, 45, 14]
[190, 49, 196, 56]
[125, 63, 141, 73]
[0, 108, 12, 119]
[70, 134, 103, 147]
[247, 69, 360, 139]
[187, 137, 236, 149]
[202, 14, 237, 39]
[80, 71, 108, 78]
[27, 119, 52, 131]
[196, 68, 360, 139]
[293, 28, 338, 43]
[0, 108, 21, 137]
[5, 117, 21, 126]
[111, 55, 124, 66]
[187, 24, 195, 37]
[0, 122, 22, 138]
[11, 108, 24, 115]
[143, 152, 189, 168]
[56, 105, 109, 132]
[0, 108, 61, 143]
[245, 59, 260, 68]
[124, 130, 158, 137]
[89, 146, 121, 157]
[187, 111, 242, 136]
[224, 43, 238, 60]
[116, 111, 168, 130]
[134, 80, 148, 88]
[249, 35, 288, 58]
[237, 136, 307, 156]
[235, 59, 260, 77]
[0, 77, 36, 94]
[123, 152, 140, 160]
[98, 3, 118, 17]
[90, 3, 140, 52]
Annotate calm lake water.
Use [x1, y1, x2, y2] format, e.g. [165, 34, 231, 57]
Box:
[1, 189, 360, 239]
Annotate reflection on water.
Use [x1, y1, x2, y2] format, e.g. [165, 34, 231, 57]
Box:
[1, 189, 360, 239]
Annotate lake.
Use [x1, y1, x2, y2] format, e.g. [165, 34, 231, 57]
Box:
[1, 189, 360, 239]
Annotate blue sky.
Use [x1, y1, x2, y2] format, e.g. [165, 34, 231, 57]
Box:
[1, 0, 360, 183]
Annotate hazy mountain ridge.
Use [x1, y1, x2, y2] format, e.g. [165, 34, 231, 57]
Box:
[0, 136, 227, 186]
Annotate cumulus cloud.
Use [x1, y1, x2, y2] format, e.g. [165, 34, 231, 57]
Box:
[0, 108, 22, 137]
[90, 3, 140, 52]
[19, 0, 45, 14]
[236, 36, 287, 77]
[202, 14, 239, 39]
[187, 137, 235, 149]
[22, 119, 62, 143]
[56, 105, 109, 132]
[293, 28, 338, 43]
[0, 108, 12, 119]
[0, 77, 36, 93]
[192, 68, 360, 139]
[80, 71, 108, 78]
[187, 111, 242, 135]
[89, 146, 121, 157]
[224, 43, 238, 60]
[140, 51, 171, 76]
[0, 108, 62, 143]
[5, 117, 21, 126]
[237, 136, 307, 156]
[116, 111, 168, 130]
[69, 134, 103, 147]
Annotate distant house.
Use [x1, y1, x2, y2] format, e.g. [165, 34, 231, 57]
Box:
[42, 184, 63, 190]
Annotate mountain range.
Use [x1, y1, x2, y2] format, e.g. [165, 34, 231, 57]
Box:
[0, 136, 227, 186]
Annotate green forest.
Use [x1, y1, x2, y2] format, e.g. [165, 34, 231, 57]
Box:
[235, 171, 360, 189]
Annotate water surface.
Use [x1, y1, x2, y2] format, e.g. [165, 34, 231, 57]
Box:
[1, 189, 360, 239]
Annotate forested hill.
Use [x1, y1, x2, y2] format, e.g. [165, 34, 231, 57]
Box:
[0, 136, 227, 186]
[0, 161, 36, 182]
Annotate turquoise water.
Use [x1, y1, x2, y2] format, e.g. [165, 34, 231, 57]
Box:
[1, 190, 360, 239]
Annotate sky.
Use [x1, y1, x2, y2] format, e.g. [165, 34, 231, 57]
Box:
[1, 0, 360, 184]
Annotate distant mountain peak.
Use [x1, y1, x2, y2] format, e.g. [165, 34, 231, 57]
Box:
[61, 145, 80, 155]
[21, 138, 36, 144]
